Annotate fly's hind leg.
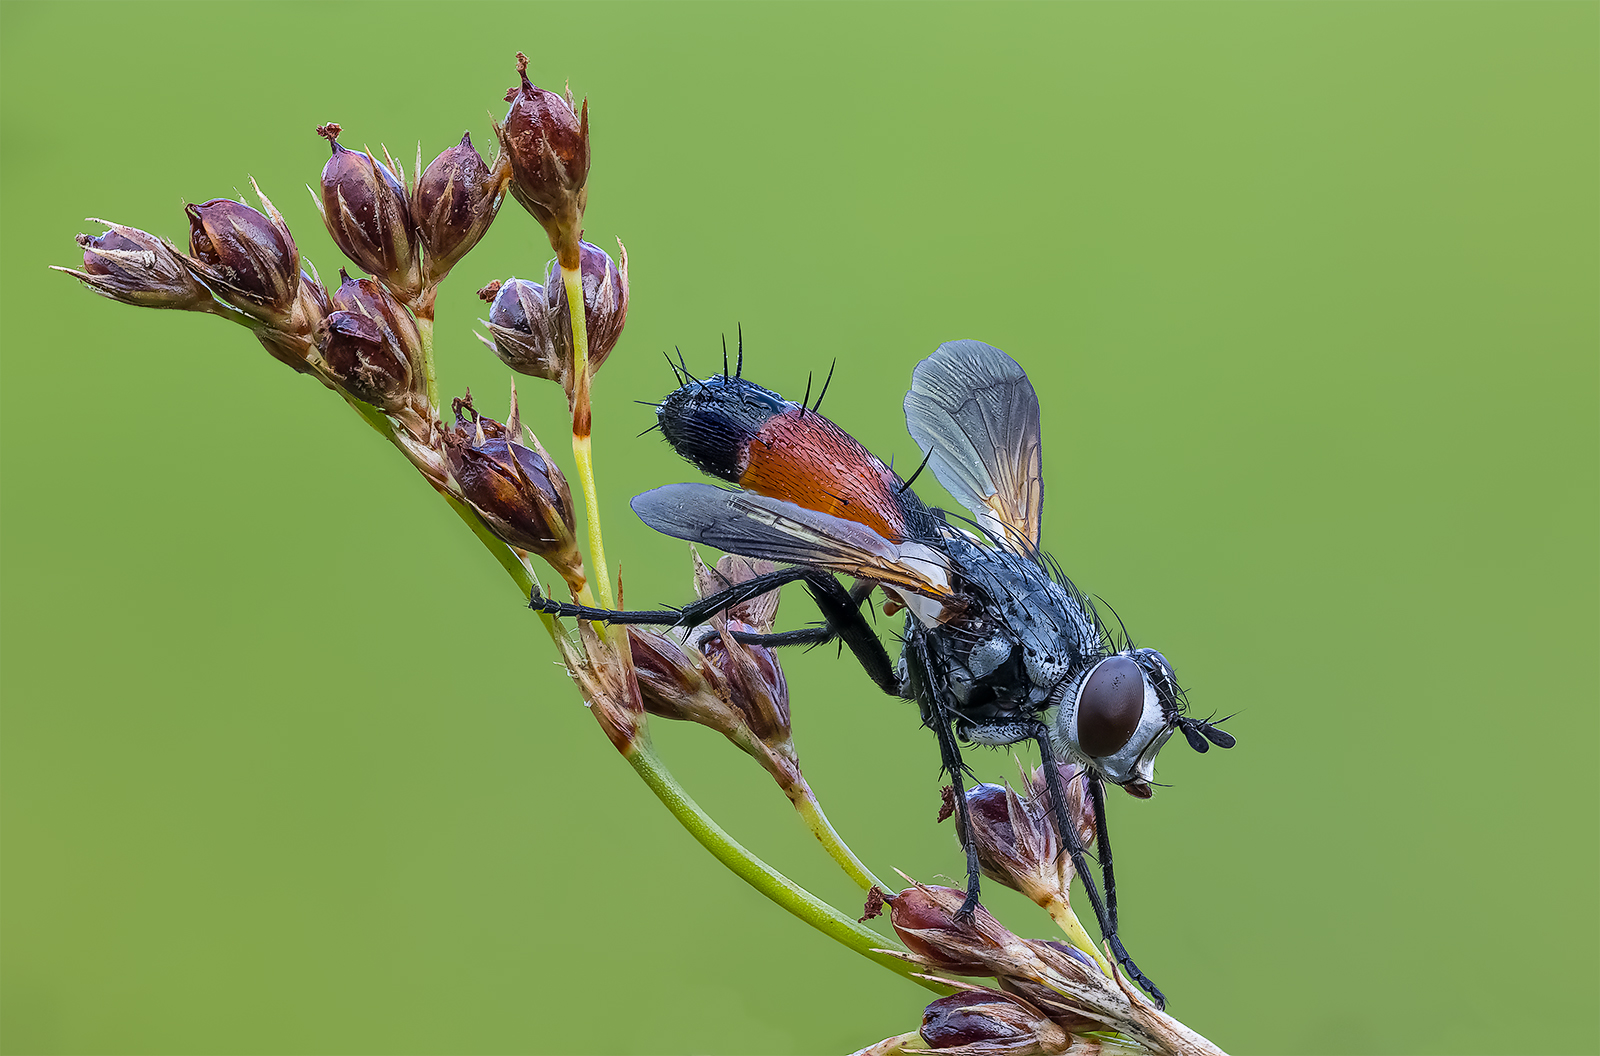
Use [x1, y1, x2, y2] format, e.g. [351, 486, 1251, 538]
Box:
[530, 566, 819, 626]
[534, 570, 901, 696]
[730, 577, 898, 695]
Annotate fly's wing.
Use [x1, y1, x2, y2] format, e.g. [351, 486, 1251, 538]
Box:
[632, 483, 953, 601]
[903, 340, 1044, 553]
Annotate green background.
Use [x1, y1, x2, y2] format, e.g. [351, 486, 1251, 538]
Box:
[2, 2, 1595, 1053]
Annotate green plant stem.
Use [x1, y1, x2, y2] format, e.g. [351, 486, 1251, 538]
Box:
[624, 736, 947, 994]
[342, 301, 921, 996]
[790, 778, 889, 893]
[561, 264, 615, 612]
[414, 306, 439, 412]
[1042, 894, 1115, 978]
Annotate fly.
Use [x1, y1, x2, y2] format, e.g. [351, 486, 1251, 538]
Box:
[533, 338, 1235, 1007]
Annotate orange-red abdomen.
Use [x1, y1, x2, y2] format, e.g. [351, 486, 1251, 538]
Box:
[741, 409, 908, 541]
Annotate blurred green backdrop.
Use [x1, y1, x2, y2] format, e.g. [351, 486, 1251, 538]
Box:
[2, 2, 1595, 1054]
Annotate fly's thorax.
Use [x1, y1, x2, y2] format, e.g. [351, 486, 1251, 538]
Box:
[946, 539, 1098, 694]
[1049, 651, 1177, 791]
[928, 539, 1103, 719]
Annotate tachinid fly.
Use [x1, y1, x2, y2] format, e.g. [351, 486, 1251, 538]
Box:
[533, 339, 1234, 1007]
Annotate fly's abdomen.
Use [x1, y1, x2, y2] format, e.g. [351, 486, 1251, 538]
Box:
[656, 374, 916, 542]
[657, 375, 789, 481]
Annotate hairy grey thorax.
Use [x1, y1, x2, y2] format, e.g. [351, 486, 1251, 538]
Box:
[902, 537, 1103, 741]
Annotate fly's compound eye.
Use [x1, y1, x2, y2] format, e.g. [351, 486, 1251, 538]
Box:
[1077, 655, 1146, 757]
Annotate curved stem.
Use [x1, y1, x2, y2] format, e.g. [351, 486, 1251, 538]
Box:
[562, 264, 615, 612]
[624, 736, 946, 994]
[789, 776, 889, 893]
[1043, 894, 1115, 978]
[337, 318, 930, 996]
[413, 288, 440, 412]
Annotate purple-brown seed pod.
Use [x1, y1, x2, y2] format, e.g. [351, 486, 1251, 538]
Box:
[443, 390, 579, 574]
[315, 127, 422, 300]
[183, 193, 300, 327]
[545, 238, 629, 375]
[325, 270, 423, 396]
[56, 221, 214, 311]
[920, 988, 1071, 1054]
[477, 276, 561, 381]
[413, 131, 507, 284]
[497, 52, 589, 265]
[316, 310, 411, 409]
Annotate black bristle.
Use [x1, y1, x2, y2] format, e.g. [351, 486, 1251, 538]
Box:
[812, 359, 836, 412]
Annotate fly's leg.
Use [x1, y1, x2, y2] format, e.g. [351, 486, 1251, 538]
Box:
[790, 577, 895, 694]
[904, 632, 983, 918]
[529, 566, 818, 626]
[1087, 774, 1121, 933]
[532, 571, 900, 695]
[687, 572, 895, 694]
[1032, 723, 1165, 1009]
[1084, 772, 1164, 1007]
[728, 581, 873, 643]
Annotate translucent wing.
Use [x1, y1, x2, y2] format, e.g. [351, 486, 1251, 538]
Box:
[903, 339, 1043, 554]
[632, 483, 953, 602]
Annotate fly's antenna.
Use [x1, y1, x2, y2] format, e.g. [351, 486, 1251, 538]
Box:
[898, 447, 935, 494]
[1175, 712, 1236, 752]
[811, 358, 836, 413]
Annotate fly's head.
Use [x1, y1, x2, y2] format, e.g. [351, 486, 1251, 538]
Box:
[1050, 647, 1234, 797]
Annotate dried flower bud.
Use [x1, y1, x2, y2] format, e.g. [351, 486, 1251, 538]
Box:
[964, 781, 1073, 908]
[317, 311, 411, 408]
[555, 617, 642, 753]
[183, 187, 300, 328]
[888, 886, 1192, 1056]
[545, 239, 629, 373]
[477, 276, 561, 380]
[497, 52, 588, 265]
[991, 977, 1101, 1040]
[1027, 762, 1097, 854]
[624, 550, 801, 790]
[444, 388, 582, 585]
[314, 127, 422, 300]
[316, 271, 424, 409]
[920, 988, 1071, 1055]
[413, 132, 507, 284]
[55, 220, 214, 311]
[686, 553, 787, 742]
[627, 627, 728, 725]
[888, 884, 1017, 976]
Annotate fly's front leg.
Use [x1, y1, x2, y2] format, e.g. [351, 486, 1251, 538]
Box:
[1032, 723, 1165, 1009]
[1084, 772, 1164, 1007]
